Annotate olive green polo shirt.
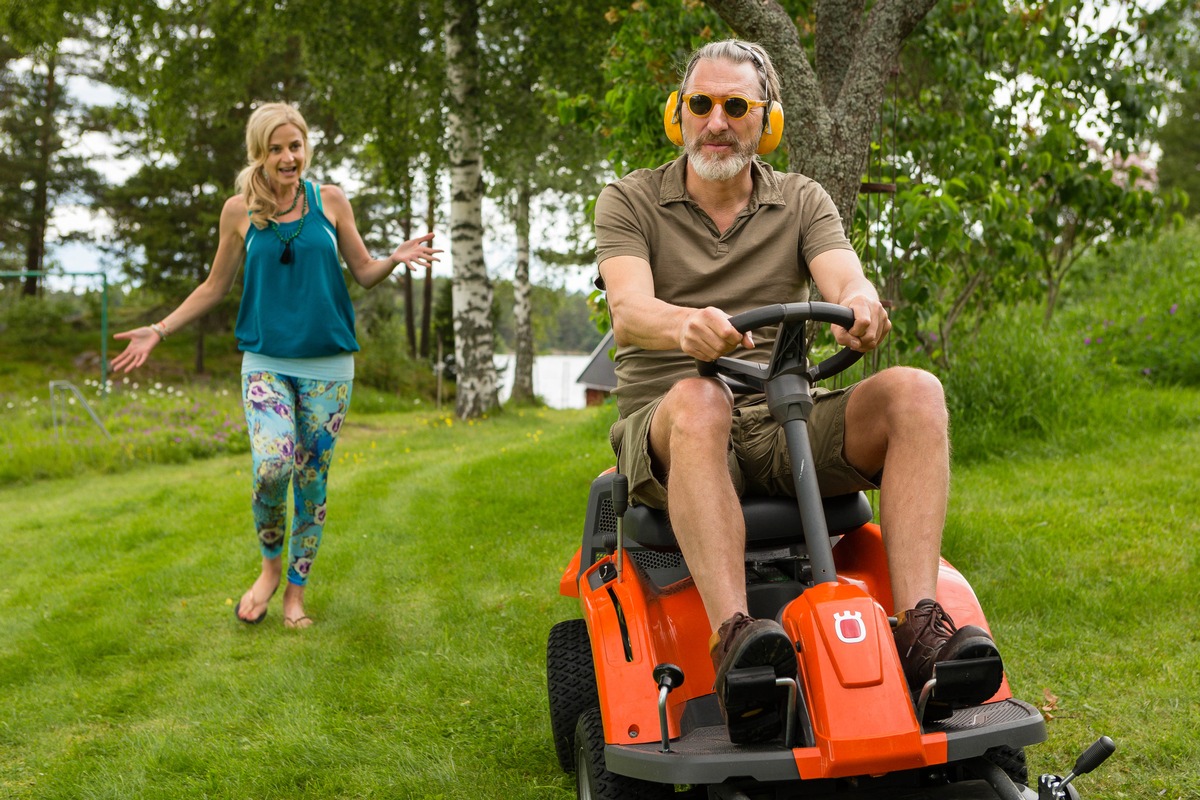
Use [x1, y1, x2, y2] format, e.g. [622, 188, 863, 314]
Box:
[594, 155, 853, 417]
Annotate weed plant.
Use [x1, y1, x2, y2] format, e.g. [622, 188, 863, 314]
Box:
[930, 302, 1102, 461]
[1067, 220, 1200, 386]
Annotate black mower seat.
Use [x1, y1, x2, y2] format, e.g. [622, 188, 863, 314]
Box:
[622, 492, 873, 551]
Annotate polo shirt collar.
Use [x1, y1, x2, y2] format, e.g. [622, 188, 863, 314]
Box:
[660, 155, 786, 209]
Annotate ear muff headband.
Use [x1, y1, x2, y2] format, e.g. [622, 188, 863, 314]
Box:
[663, 90, 785, 155]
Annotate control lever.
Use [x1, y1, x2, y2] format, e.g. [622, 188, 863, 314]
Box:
[612, 473, 628, 581]
[1038, 736, 1116, 799]
[652, 663, 685, 753]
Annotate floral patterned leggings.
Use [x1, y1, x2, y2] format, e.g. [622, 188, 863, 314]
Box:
[242, 371, 351, 587]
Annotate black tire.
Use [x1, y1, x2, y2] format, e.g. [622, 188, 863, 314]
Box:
[984, 745, 1029, 787]
[575, 707, 674, 800]
[548, 618, 598, 773]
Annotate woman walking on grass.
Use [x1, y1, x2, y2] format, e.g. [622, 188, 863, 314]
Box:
[111, 102, 440, 629]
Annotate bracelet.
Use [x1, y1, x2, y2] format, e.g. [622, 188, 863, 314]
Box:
[149, 322, 167, 341]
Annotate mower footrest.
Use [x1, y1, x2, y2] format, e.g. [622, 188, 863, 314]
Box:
[725, 665, 779, 704]
[932, 657, 1005, 703]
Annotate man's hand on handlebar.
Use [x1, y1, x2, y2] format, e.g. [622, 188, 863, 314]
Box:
[680, 306, 755, 362]
[834, 295, 891, 352]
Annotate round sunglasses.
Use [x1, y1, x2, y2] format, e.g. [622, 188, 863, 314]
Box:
[681, 92, 768, 120]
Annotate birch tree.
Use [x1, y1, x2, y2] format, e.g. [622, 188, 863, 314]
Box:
[444, 0, 497, 418]
[481, 0, 610, 404]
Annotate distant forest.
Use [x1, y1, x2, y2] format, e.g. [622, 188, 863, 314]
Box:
[356, 275, 602, 357]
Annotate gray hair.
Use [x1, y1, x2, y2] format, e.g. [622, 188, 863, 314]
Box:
[680, 39, 781, 105]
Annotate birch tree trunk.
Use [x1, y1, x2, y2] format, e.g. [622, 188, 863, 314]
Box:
[421, 169, 437, 360]
[444, 0, 498, 419]
[708, 0, 937, 231]
[509, 185, 535, 404]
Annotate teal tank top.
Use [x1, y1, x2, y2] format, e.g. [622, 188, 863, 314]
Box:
[236, 180, 359, 358]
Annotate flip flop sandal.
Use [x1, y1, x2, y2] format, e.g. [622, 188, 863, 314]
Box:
[235, 586, 277, 624]
[284, 615, 313, 629]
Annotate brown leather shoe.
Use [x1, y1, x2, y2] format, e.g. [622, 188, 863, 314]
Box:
[710, 612, 798, 744]
[893, 599, 1002, 706]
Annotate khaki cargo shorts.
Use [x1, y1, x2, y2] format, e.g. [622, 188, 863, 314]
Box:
[609, 385, 880, 509]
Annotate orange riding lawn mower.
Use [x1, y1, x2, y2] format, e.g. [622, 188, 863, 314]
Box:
[547, 303, 1114, 800]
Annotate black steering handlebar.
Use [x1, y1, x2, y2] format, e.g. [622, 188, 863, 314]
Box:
[697, 301, 865, 385]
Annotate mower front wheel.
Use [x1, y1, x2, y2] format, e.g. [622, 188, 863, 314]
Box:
[575, 707, 674, 800]
[548, 618, 599, 772]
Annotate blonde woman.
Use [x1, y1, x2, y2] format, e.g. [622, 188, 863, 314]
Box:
[112, 102, 440, 629]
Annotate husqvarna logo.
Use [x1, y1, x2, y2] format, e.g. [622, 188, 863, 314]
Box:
[833, 610, 866, 644]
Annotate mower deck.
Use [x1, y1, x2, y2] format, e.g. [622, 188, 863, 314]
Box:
[604, 693, 1046, 785]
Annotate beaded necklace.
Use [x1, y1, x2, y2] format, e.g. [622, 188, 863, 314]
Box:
[268, 183, 307, 264]
[276, 182, 302, 215]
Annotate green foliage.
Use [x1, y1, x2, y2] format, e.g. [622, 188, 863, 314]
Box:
[1155, 2, 1200, 217]
[353, 310, 442, 398]
[492, 282, 601, 354]
[880, 0, 1177, 364]
[0, 290, 88, 347]
[598, 2, 728, 174]
[1068, 221, 1200, 386]
[0, 28, 105, 282]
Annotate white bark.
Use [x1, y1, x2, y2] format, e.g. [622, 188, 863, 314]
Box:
[444, 0, 498, 419]
[511, 186, 534, 403]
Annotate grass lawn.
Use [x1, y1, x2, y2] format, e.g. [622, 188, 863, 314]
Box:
[2, 396, 1198, 798]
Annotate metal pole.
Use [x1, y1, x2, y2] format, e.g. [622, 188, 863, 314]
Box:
[99, 273, 108, 395]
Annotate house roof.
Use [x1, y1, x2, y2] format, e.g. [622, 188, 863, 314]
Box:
[576, 330, 616, 391]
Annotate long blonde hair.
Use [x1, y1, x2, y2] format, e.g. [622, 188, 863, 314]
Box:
[235, 102, 311, 229]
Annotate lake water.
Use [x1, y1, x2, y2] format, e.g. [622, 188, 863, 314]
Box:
[494, 354, 594, 409]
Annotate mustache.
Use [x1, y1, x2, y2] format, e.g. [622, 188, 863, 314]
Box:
[697, 134, 739, 147]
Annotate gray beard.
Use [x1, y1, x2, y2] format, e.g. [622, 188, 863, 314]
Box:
[686, 136, 757, 182]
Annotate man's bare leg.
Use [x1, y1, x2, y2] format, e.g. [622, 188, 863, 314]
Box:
[649, 378, 798, 742]
[842, 366, 949, 612]
[649, 377, 746, 631]
[842, 366, 1000, 706]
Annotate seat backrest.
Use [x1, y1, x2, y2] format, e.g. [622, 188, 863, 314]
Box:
[621, 491, 873, 551]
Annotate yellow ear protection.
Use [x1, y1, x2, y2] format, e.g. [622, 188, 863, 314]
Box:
[662, 90, 784, 155]
[665, 41, 785, 155]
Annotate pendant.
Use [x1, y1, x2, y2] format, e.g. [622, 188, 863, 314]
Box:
[281, 241, 293, 264]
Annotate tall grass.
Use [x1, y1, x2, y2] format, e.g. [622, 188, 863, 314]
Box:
[933, 302, 1101, 460]
[1067, 221, 1200, 386]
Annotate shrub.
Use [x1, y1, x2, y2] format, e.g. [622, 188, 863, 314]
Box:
[354, 314, 444, 409]
[1069, 222, 1200, 386]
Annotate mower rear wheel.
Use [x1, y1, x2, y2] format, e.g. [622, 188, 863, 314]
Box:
[984, 744, 1028, 786]
[575, 707, 674, 800]
[548, 619, 599, 773]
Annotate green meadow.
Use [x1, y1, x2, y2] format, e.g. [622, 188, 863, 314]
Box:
[3, 395, 1199, 798]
